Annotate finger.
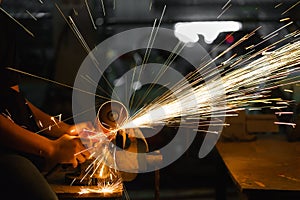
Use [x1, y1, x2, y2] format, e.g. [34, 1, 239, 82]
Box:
[82, 149, 91, 158]
[68, 127, 78, 136]
[72, 158, 78, 168]
[70, 135, 81, 140]
[76, 154, 86, 164]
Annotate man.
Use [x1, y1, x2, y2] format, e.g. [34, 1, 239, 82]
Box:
[0, 1, 90, 199]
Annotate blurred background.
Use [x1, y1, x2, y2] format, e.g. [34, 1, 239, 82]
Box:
[1, 0, 300, 199]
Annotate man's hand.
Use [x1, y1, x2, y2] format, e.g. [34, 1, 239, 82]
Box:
[48, 134, 90, 168]
[66, 122, 95, 136]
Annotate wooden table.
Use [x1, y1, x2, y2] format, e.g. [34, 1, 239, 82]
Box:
[217, 134, 300, 199]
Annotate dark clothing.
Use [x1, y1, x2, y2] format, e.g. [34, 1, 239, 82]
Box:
[0, 9, 58, 200]
[0, 10, 40, 145]
[0, 153, 58, 200]
[0, 10, 20, 89]
[0, 87, 40, 132]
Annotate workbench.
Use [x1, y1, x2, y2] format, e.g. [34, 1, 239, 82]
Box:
[46, 166, 123, 200]
[217, 133, 300, 199]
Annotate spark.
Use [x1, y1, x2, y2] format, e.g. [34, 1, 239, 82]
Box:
[70, 178, 77, 186]
[0, 7, 34, 37]
[130, 5, 166, 108]
[54, 3, 121, 101]
[120, 40, 300, 130]
[6, 67, 110, 100]
[50, 117, 60, 127]
[54, 3, 91, 55]
[74, 146, 95, 156]
[254, 33, 278, 49]
[73, 8, 78, 16]
[37, 0, 43, 4]
[262, 21, 293, 40]
[5, 109, 11, 117]
[149, 0, 153, 11]
[26, 10, 37, 21]
[85, 0, 97, 30]
[284, 89, 293, 93]
[142, 5, 166, 67]
[2, 110, 14, 123]
[275, 112, 293, 116]
[100, 0, 106, 16]
[78, 178, 123, 194]
[222, 0, 231, 10]
[38, 120, 43, 128]
[274, 122, 296, 128]
[281, 0, 300, 15]
[217, 3, 231, 19]
[275, 3, 283, 8]
[113, 0, 116, 10]
[280, 17, 290, 22]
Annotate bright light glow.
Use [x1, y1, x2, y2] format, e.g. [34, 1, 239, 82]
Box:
[174, 21, 242, 44]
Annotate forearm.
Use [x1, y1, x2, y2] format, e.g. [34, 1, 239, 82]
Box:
[0, 114, 54, 158]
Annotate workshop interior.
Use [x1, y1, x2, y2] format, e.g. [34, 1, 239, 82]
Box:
[1, 0, 300, 199]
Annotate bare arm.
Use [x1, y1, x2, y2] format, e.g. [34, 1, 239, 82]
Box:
[0, 114, 54, 157]
[0, 114, 89, 167]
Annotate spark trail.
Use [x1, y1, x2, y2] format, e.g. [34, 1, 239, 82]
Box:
[120, 39, 300, 130]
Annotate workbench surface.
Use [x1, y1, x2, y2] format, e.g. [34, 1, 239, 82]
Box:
[217, 133, 300, 199]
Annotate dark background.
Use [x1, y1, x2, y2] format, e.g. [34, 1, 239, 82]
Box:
[1, 0, 300, 199]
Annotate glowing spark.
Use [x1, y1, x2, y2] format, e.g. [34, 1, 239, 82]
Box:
[54, 3, 120, 100]
[196, 130, 219, 134]
[38, 120, 43, 128]
[281, 0, 300, 15]
[121, 40, 300, 130]
[73, 8, 78, 16]
[248, 107, 262, 111]
[0, 7, 34, 37]
[275, 112, 293, 116]
[149, 0, 153, 11]
[245, 45, 255, 50]
[85, 0, 97, 30]
[222, 0, 231, 10]
[100, 0, 106, 16]
[50, 116, 60, 128]
[275, 3, 283, 8]
[262, 21, 293, 40]
[6, 67, 108, 100]
[254, 33, 278, 48]
[5, 109, 11, 117]
[221, 53, 237, 66]
[274, 122, 296, 128]
[217, 3, 231, 19]
[79, 177, 123, 194]
[74, 147, 95, 156]
[55, 3, 90, 55]
[270, 106, 288, 110]
[142, 5, 166, 67]
[70, 178, 76, 186]
[280, 17, 290, 22]
[26, 10, 37, 21]
[2, 110, 14, 123]
[131, 5, 166, 108]
[38, 0, 44, 4]
[57, 114, 62, 122]
[284, 89, 293, 93]
[113, 0, 116, 10]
